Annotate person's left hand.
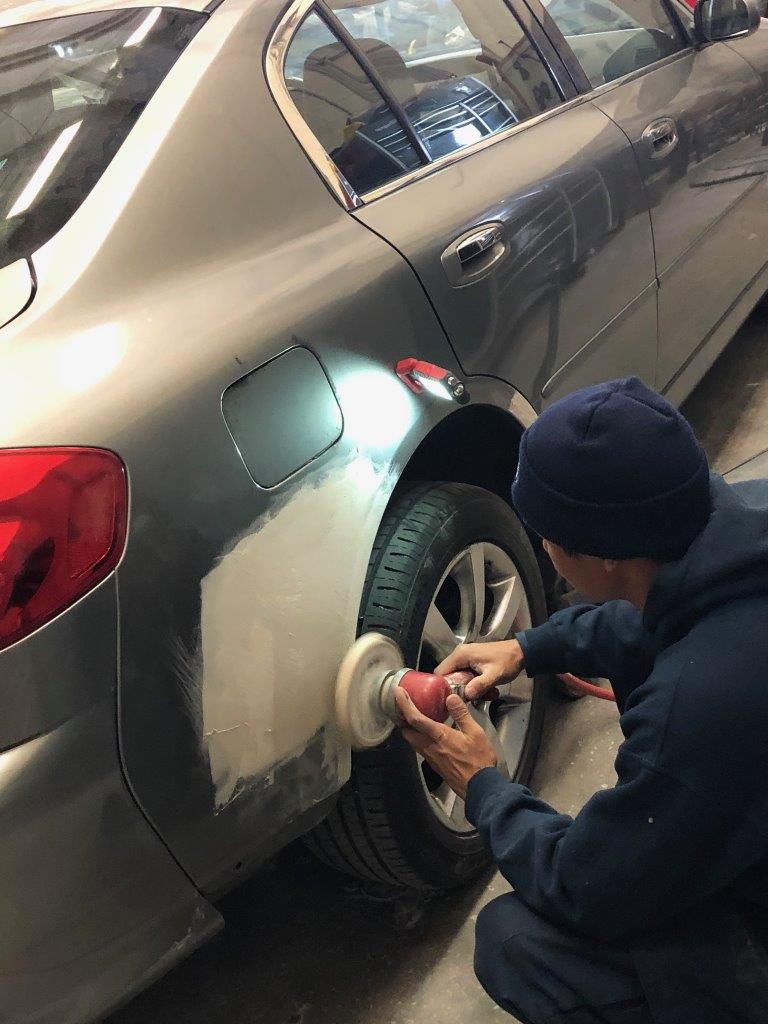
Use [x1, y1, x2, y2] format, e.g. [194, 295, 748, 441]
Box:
[395, 690, 497, 800]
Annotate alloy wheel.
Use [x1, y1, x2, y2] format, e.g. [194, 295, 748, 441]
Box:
[417, 542, 533, 832]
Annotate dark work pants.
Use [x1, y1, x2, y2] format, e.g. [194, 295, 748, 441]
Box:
[474, 894, 653, 1024]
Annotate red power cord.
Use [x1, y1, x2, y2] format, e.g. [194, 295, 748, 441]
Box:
[556, 673, 616, 702]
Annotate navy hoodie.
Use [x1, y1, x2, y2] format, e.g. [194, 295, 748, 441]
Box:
[466, 475, 768, 1018]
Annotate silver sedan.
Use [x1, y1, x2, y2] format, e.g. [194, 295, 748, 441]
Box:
[0, 0, 765, 1019]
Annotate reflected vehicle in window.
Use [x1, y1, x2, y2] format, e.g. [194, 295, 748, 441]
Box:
[1, 0, 767, 1020]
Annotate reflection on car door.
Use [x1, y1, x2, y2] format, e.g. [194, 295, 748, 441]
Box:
[537, 0, 768, 392]
[328, 0, 658, 405]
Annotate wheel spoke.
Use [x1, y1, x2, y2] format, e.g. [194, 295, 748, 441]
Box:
[423, 602, 459, 663]
[453, 542, 486, 641]
[469, 704, 509, 777]
[441, 786, 458, 820]
[433, 782, 468, 827]
[493, 700, 532, 775]
[480, 573, 527, 643]
[417, 540, 534, 834]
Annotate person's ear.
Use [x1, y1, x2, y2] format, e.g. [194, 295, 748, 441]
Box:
[602, 559, 619, 574]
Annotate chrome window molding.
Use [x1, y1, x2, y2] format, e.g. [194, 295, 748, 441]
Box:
[265, 0, 363, 210]
[360, 93, 584, 203]
[583, 45, 695, 99]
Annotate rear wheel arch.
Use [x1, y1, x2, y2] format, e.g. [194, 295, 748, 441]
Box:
[397, 403, 557, 599]
[401, 403, 524, 505]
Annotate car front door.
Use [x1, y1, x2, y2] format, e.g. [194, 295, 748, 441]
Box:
[280, 0, 658, 407]
[536, 0, 768, 392]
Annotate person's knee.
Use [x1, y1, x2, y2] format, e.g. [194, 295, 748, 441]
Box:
[475, 893, 537, 965]
[474, 894, 540, 1017]
[475, 895, 647, 1024]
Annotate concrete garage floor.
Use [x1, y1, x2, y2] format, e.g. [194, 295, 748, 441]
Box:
[107, 302, 768, 1024]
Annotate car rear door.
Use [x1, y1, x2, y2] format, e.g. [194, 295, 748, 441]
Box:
[280, 0, 658, 407]
[534, 0, 768, 392]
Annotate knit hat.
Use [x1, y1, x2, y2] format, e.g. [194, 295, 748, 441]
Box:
[511, 378, 711, 561]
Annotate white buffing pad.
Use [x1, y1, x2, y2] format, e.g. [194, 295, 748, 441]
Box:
[335, 633, 405, 750]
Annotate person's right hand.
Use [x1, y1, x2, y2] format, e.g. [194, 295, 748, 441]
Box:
[437, 640, 526, 701]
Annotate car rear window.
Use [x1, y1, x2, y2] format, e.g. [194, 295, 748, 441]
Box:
[0, 8, 205, 271]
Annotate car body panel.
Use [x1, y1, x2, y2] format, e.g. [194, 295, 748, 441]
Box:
[725, 447, 768, 484]
[0, 576, 118, 750]
[730, 20, 768, 93]
[354, 96, 657, 407]
[590, 39, 768, 390]
[0, 591, 222, 1024]
[0, 258, 33, 329]
[0, 0, 536, 895]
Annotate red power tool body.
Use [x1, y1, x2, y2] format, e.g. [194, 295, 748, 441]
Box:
[398, 668, 615, 722]
[334, 633, 614, 752]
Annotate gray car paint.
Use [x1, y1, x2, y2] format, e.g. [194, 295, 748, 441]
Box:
[354, 97, 658, 405]
[0, 258, 33, 328]
[587, 43, 768, 390]
[0, 0, 766, 1019]
[0, 0, 534, 911]
[221, 347, 344, 488]
[0, 577, 223, 1023]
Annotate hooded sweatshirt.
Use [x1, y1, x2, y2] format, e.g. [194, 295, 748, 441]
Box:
[466, 475, 768, 1014]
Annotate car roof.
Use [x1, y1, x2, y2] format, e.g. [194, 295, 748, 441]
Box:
[0, 0, 211, 29]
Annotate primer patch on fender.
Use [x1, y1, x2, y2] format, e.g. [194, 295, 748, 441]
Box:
[199, 453, 398, 808]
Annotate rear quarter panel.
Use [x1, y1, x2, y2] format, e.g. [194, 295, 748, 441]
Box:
[0, 0, 531, 894]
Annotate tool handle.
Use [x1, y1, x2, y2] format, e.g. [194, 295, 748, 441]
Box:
[397, 671, 451, 722]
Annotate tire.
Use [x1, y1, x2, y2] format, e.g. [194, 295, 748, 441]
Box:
[307, 482, 549, 889]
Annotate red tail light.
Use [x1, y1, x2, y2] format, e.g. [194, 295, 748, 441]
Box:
[0, 448, 127, 652]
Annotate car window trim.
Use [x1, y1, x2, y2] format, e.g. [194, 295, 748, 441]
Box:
[516, 0, 695, 95]
[314, 0, 432, 167]
[266, 0, 576, 210]
[266, 0, 363, 209]
[502, 0, 582, 96]
[360, 91, 587, 203]
[579, 46, 695, 98]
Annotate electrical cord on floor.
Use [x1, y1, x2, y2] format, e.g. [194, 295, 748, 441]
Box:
[556, 672, 616, 702]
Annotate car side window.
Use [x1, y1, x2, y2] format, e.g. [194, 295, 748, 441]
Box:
[543, 0, 687, 87]
[281, 2, 564, 200]
[327, 0, 562, 161]
[284, 11, 424, 195]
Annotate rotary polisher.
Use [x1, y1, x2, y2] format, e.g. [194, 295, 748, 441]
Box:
[335, 633, 477, 750]
[335, 633, 615, 750]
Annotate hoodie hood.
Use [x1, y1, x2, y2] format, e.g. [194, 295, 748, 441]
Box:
[644, 474, 768, 645]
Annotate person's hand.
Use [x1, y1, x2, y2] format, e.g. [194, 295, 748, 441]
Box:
[436, 639, 525, 701]
[395, 690, 497, 800]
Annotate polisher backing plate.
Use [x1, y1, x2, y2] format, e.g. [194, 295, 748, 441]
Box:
[335, 632, 405, 750]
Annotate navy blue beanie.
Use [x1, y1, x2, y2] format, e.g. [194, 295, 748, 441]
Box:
[511, 378, 711, 561]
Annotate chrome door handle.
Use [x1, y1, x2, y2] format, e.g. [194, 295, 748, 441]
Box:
[441, 222, 506, 287]
[642, 117, 679, 160]
[456, 226, 503, 266]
